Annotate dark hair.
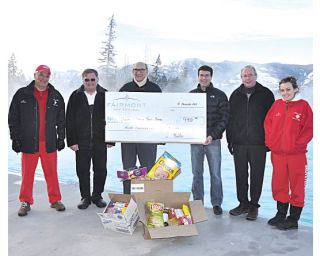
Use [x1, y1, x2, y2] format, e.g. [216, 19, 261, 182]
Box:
[279, 76, 298, 89]
[82, 68, 98, 78]
[198, 65, 213, 77]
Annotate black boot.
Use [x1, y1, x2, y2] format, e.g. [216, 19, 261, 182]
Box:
[268, 201, 289, 226]
[277, 205, 303, 230]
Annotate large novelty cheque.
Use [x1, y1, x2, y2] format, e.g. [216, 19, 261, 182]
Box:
[105, 92, 207, 144]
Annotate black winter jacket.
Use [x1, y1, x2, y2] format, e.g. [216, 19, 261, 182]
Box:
[119, 78, 162, 92]
[190, 83, 229, 140]
[66, 84, 108, 146]
[226, 82, 275, 145]
[8, 81, 65, 153]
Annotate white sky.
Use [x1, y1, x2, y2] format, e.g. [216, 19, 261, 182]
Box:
[5, 0, 313, 76]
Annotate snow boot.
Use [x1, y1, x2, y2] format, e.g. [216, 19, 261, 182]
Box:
[268, 201, 289, 226]
[277, 205, 303, 230]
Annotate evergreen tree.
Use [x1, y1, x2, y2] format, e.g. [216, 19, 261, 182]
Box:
[99, 14, 117, 88]
[8, 53, 18, 80]
[8, 53, 25, 84]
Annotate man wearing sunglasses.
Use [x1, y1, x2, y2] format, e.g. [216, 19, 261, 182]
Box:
[8, 65, 66, 216]
[119, 62, 162, 194]
[66, 69, 114, 210]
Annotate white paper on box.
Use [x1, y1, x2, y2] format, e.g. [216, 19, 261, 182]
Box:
[131, 183, 145, 193]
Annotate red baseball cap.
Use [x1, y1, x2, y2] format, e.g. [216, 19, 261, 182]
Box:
[35, 65, 51, 75]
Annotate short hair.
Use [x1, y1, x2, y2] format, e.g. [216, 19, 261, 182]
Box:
[241, 65, 257, 77]
[133, 62, 148, 71]
[279, 76, 298, 89]
[82, 68, 98, 78]
[198, 65, 213, 76]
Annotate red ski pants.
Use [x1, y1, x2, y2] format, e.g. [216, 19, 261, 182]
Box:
[20, 141, 62, 205]
[271, 152, 307, 207]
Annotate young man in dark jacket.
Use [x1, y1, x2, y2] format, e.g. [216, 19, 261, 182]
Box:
[190, 65, 229, 215]
[8, 65, 66, 216]
[119, 62, 162, 194]
[66, 69, 114, 210]
[227, 65, 275, 220]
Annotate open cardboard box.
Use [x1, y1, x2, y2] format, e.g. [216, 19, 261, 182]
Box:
[134, 192, 208, 239]
[97, 193, 140, 235]
[130, 169, 181, 194]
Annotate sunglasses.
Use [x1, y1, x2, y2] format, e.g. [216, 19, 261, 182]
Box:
[84, 78, 96, 82]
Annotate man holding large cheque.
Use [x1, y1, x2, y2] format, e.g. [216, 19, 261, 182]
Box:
[119, 62, 162, 194]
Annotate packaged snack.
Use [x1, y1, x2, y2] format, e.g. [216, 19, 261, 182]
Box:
[147, 201, 164, 228]
[167, 217, 182, 226]
[182, 204, 190, 216]
[169, 208, 176, 219]
[180, 216, 192, 225]
[175, 209, 184, 219]
[147, 151, 181, 180]
[117, 167, 148, 180]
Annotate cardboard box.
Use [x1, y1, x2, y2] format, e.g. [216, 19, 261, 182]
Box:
[130, 169, 181, 194]
[97, 193, 140, 235]
[134, 192, 208, 239]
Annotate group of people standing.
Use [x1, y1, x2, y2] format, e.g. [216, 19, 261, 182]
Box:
[8, 62, 313, 231]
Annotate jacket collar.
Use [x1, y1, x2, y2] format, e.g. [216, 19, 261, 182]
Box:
[196, 82, 214, 92]
[237, 81, 263, 95]
[25, 80, 54, 95]
[76, 84, 106, 94]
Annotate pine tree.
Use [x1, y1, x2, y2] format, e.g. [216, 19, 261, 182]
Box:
[8, 53, 25, 84]
[99, 14, 117, 88]
[149, 54, 167, 89]
[8, 53, 18, 80]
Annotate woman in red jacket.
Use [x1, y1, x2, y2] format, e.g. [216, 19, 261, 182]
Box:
[264, 76, 313, 230]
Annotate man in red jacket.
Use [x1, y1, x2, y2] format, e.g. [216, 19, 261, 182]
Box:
[264, 76, 313, 230]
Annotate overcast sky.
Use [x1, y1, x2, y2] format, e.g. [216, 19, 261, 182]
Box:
[5, 0, 313, 76]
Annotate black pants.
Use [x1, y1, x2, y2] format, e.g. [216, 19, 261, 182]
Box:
[233, 144, 266, 208]
[75, 142, 107, 201]
[121, 143, 157, 194]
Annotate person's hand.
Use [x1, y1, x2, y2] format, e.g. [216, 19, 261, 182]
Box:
[70, 144, 79, 151]
[12, 140, 21, 153]
[204, 136, 213, 145]
[57, 139, 65, 151]
[228, 143, 234, 155]
[107, 144, 114, 148]
[265, 146, 271, 152]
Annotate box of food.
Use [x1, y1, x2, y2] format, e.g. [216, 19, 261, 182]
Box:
[134, 192, 208, 239]
[147, 151, 181, 180]
[97, 193, 140, 235]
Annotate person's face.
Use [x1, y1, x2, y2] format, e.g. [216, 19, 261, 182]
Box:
[280, 82, 298, 102]
[132, 63, 148, 82]
[198, 70, 212, 88]
[34, 71, 50, 89]
[83, 73, 98, 93]
[241, 68, 257, 88]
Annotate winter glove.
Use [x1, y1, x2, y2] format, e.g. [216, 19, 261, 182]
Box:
[227, 143, 234, 155]
[265, 146, 270, 152]
[12, 140, 22, 153]
[57, 139, 65, 151]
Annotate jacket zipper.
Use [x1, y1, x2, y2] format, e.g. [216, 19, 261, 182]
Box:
[34, 97, 38, 153]
[246, 95, 250, 139]
[280, 102, 288, 152]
